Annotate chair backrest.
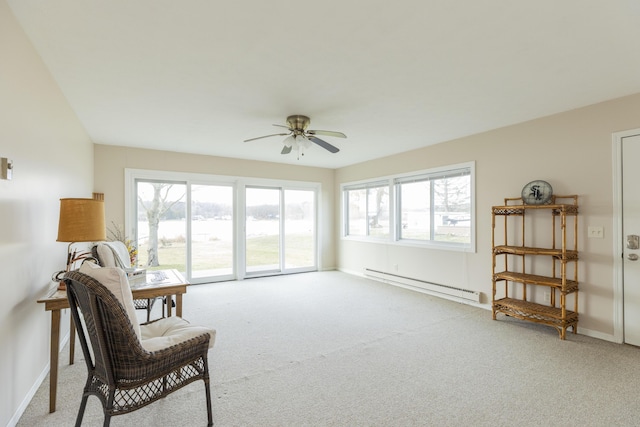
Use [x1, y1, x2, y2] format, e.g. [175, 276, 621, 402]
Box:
[65, 270, 147, 384]
[92, 241, 132, 269]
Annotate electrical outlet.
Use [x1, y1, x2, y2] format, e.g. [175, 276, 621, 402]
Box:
[544, 292, 551, 303]
[393, 264, 399, 271]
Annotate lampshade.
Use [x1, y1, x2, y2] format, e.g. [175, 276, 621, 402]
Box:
[56, 198, 106, 242]
[296, 134, 311, 148]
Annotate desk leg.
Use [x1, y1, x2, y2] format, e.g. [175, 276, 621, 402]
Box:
[176, 293, 183, 318]
[166, 295, 173, 317]
[49, 309, 60, 413]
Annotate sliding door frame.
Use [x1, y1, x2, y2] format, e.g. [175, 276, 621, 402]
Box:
[242, 183, 319, 279]
[125, 169, 320, 283]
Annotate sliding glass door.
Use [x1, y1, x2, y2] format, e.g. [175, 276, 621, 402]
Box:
[244, 186, 317, 276]
[245, 187, 281, 274]
[190, 184, 234, 280]
[136, 180, 187, 271]
[134, 179, 235, 283]
[284, 189, 315, 270]
[127, 169, 318, 283]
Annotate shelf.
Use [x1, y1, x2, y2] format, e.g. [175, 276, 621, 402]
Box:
[491, 194, 578, 340]
[494, 271, 579, 293]
[492, 195, 579, 216]
[492, 206, 525, 216]
[493, 245, 578, 260]
[492, 203, 578, 216]
[493, 298, 578, 337]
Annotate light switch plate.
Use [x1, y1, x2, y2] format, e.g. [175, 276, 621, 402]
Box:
[588, 226, 604, 239]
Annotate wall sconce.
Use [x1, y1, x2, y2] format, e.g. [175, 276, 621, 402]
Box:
[1, 158, 12, 180]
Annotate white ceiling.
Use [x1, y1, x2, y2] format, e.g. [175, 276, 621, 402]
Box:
[7, 1, 640, 168]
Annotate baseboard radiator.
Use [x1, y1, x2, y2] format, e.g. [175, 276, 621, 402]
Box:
[364, 268, 481, 303]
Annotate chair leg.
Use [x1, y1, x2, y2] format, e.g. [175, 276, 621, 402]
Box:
[146, 298, 152, 322]
[103, 390, 115, 427]
[74, 394, 89, 427]
[204, 378, 213, 427]
[203, 356, 213, 426]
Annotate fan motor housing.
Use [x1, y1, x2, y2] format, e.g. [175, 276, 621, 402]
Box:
[287, 115, 310, 131]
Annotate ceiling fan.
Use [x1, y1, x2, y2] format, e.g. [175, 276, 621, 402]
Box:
[244, 115, 347, 156]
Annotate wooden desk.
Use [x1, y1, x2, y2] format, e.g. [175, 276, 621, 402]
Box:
[37, 269, 189, 413]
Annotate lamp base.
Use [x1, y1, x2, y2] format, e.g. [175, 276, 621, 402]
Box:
[51, 270, 67, 291]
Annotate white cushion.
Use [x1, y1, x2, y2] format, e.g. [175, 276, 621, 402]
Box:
[95, 244, 116, 267]
[96, 241, 132, 268]
[79, 262, 142, 340]
[108, 241, 132, 267]
[140, 316, 216, 352]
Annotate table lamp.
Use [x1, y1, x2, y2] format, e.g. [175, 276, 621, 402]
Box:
[55, 194, 106, 289]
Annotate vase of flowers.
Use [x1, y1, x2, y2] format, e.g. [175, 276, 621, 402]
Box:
[107, 222, 138, 266]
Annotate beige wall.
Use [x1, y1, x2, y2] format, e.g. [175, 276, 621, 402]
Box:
[93, 145, 337, 271]
[336, 92, 640, 340]
[0, 2, 94, 425]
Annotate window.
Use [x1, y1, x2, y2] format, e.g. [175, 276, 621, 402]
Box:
[342, 163, 474, 251]
[396, 168, 471, 245]
[344, 181, 389, 239]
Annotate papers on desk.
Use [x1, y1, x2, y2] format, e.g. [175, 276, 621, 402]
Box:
[148, 270, 169, 283]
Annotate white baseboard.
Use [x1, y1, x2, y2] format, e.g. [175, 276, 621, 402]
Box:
[342, 268, 490, 310]
[339, 268, 619, 344]
[578, 327, 618, 343]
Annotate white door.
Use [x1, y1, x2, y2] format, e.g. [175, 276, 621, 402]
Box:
[622, 132, 640, 345]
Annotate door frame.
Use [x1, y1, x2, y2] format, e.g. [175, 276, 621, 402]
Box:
[612, 128, 640, 344]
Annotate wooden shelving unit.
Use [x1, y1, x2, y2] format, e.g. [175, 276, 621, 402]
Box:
[491, 195, 579, 339]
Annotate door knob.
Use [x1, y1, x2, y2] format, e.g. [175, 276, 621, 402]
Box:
[628, 253, 639, 261]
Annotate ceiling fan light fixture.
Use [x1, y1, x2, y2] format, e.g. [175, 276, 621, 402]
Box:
[295, 134, 309, 148]
[283, 135, 295, 148]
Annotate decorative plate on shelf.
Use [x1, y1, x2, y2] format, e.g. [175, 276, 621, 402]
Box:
[521, 180, 553, 205]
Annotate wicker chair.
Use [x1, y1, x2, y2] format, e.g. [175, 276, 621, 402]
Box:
[91, 242, 161, 321]
[64, 270, 214, 426]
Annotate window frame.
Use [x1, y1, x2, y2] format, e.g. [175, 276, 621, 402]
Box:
[341, 162, 475, 253]
[343, 180, 390, 240]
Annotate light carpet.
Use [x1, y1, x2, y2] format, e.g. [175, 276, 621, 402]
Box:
[17, 271, 640, 426]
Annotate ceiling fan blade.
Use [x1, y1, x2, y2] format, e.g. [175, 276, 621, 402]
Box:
[309, 136, 339, 153]
[281, 145, 293, 155]
[244, 133, 289, 142]
[307, 129, 347, 138]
